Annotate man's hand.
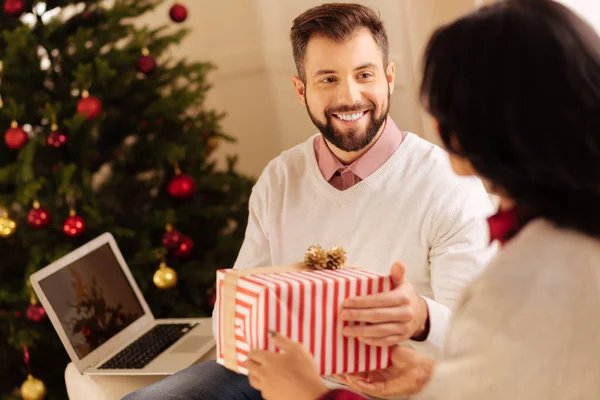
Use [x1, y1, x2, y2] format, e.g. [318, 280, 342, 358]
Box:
[336, 345, 435, 398]
[340, 262, 429, 346]
[246, 332, 329, 400]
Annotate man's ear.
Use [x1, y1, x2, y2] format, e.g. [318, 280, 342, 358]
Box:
[291, 76, 306, 105]
[386, 61, 396, 95]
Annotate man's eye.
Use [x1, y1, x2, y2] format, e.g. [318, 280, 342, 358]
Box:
[321, 77, 337, 83]
[358, 72, 373, 79]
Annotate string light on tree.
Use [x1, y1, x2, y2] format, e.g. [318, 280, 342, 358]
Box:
[136, 47, 156, 74]
[77, 89, 102, 120]
[0, 210, 17, 237]
[167, 162, 195, 200]
[4, 120, 28, 150]
[153, 260, 177, 289]
[169, 1, 188, 22]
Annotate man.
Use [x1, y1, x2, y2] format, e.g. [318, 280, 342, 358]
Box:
[124, 4, 494, 400]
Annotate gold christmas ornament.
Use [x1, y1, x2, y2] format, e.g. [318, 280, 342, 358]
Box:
[304, 245, 329, 270]
[207, 136, 220, 152]
[153, 261, 177, 289]
[20, 374, 46, 400]
[326, 246, 347, 270]
[0, 211, 17, 237]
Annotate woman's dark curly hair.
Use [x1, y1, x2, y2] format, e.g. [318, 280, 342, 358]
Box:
[420, 0, 600, 237]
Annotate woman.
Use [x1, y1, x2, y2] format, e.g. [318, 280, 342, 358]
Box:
[245, 0, 600, 399]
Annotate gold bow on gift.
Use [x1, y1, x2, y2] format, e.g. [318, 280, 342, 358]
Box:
[304, 245, 347, 270]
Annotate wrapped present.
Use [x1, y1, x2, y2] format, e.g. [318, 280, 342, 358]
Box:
[216, 246, 393, 376]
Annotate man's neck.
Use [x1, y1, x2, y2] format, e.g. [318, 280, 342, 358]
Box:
[325, 119, 387, 165]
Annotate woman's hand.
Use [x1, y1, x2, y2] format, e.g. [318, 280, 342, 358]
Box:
[336, 345, 435, 398]
[246, 332, 329, 400]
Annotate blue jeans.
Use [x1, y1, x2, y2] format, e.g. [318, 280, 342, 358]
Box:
[122, 360, 262, 400]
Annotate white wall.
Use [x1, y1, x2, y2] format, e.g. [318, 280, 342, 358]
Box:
[137, 1, 482, 177]
[557, 0, 600, 33]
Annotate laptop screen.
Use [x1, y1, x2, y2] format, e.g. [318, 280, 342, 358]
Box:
[38, 243, 145, 359]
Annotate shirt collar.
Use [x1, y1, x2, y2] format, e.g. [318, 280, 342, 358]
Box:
[314, 116, 404, 181]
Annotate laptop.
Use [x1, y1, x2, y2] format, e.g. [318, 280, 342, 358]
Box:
[29, 232, 215, 376]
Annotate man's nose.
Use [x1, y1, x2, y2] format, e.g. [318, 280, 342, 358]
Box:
[336, 80, 362, 106]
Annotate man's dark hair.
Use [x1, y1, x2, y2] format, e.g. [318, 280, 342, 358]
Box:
[420, 0, 600, 236]
[290, 3, 389, 80]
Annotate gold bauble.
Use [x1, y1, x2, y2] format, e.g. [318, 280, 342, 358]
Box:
[20, 374, 46, 400]
[153, 261, 177, 289]
[207, 137, 220, 152]
[0, 212, 17, 237]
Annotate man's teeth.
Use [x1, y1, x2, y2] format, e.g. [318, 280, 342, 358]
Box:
[336, 112, 365, 121]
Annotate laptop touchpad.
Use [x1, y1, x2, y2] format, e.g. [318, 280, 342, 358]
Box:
[170, 335, 212, 354]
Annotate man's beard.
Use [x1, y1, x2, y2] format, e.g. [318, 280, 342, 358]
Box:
[305, 89, 390, 152]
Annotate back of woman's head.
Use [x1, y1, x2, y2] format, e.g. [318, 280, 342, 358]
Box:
[421, 0, 600, 237]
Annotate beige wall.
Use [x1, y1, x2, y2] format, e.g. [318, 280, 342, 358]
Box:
[138, 1, 482, 177]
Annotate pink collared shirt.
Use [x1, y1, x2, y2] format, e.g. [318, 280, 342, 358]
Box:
[313, 117, 405, 190]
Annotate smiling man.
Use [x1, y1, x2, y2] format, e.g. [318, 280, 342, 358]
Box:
[123, 4, 495, 400]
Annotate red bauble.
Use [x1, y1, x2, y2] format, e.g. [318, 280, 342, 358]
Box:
[26, 304, 47, 323]
[27, 204, 50, 229]
[167, 174, 195, 199]
[4, 125, 28, 150]
[173, 236, 193, 257]
[209, 294, 216, 307]
[77, 93, 102, 120]
[3, 0, 24, 16]
[169, 3, 188, 22]
[137, 55, 157, 74]
[162, 229, 183, 250]
[48, 130, 68, 148]
[63, 213, 85, 237]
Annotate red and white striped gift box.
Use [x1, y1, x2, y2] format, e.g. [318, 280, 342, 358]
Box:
[216, 264, 392, 376]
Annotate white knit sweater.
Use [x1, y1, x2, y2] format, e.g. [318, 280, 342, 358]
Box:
[417, 219, 600, 399]
[215, 132, 496, 356]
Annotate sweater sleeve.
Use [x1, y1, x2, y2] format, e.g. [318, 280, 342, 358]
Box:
[412, 177, 496, 355]
[212, 174, 272, 339]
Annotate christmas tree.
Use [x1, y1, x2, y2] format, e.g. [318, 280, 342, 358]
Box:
[0, 1, 254, 398]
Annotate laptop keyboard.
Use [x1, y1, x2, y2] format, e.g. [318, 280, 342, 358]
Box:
[98, 323, 196, 370]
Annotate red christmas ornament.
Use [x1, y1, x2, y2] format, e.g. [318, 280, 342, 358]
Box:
[167, 170, 195, 200]
[47, 129, 68, 148]
[137, 48, 157, 74]
[26, 303, 47, 323]
[4, 121, 28, 150]
[27, 201, 50, 229]
[15, 311, 22, 318]
[3, 0, 24, 16]
[77, 90, 102, 120]
[162, 224, 183, 250]
[173, 236, 193, 257]
[81, 324, 91, 338]
[209, 293, 216, 307]
[63, 210, 85, 237]
[169, 3, 188, 22]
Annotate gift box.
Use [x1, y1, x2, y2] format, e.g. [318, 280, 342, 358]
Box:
[216, 250, 392, 376]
